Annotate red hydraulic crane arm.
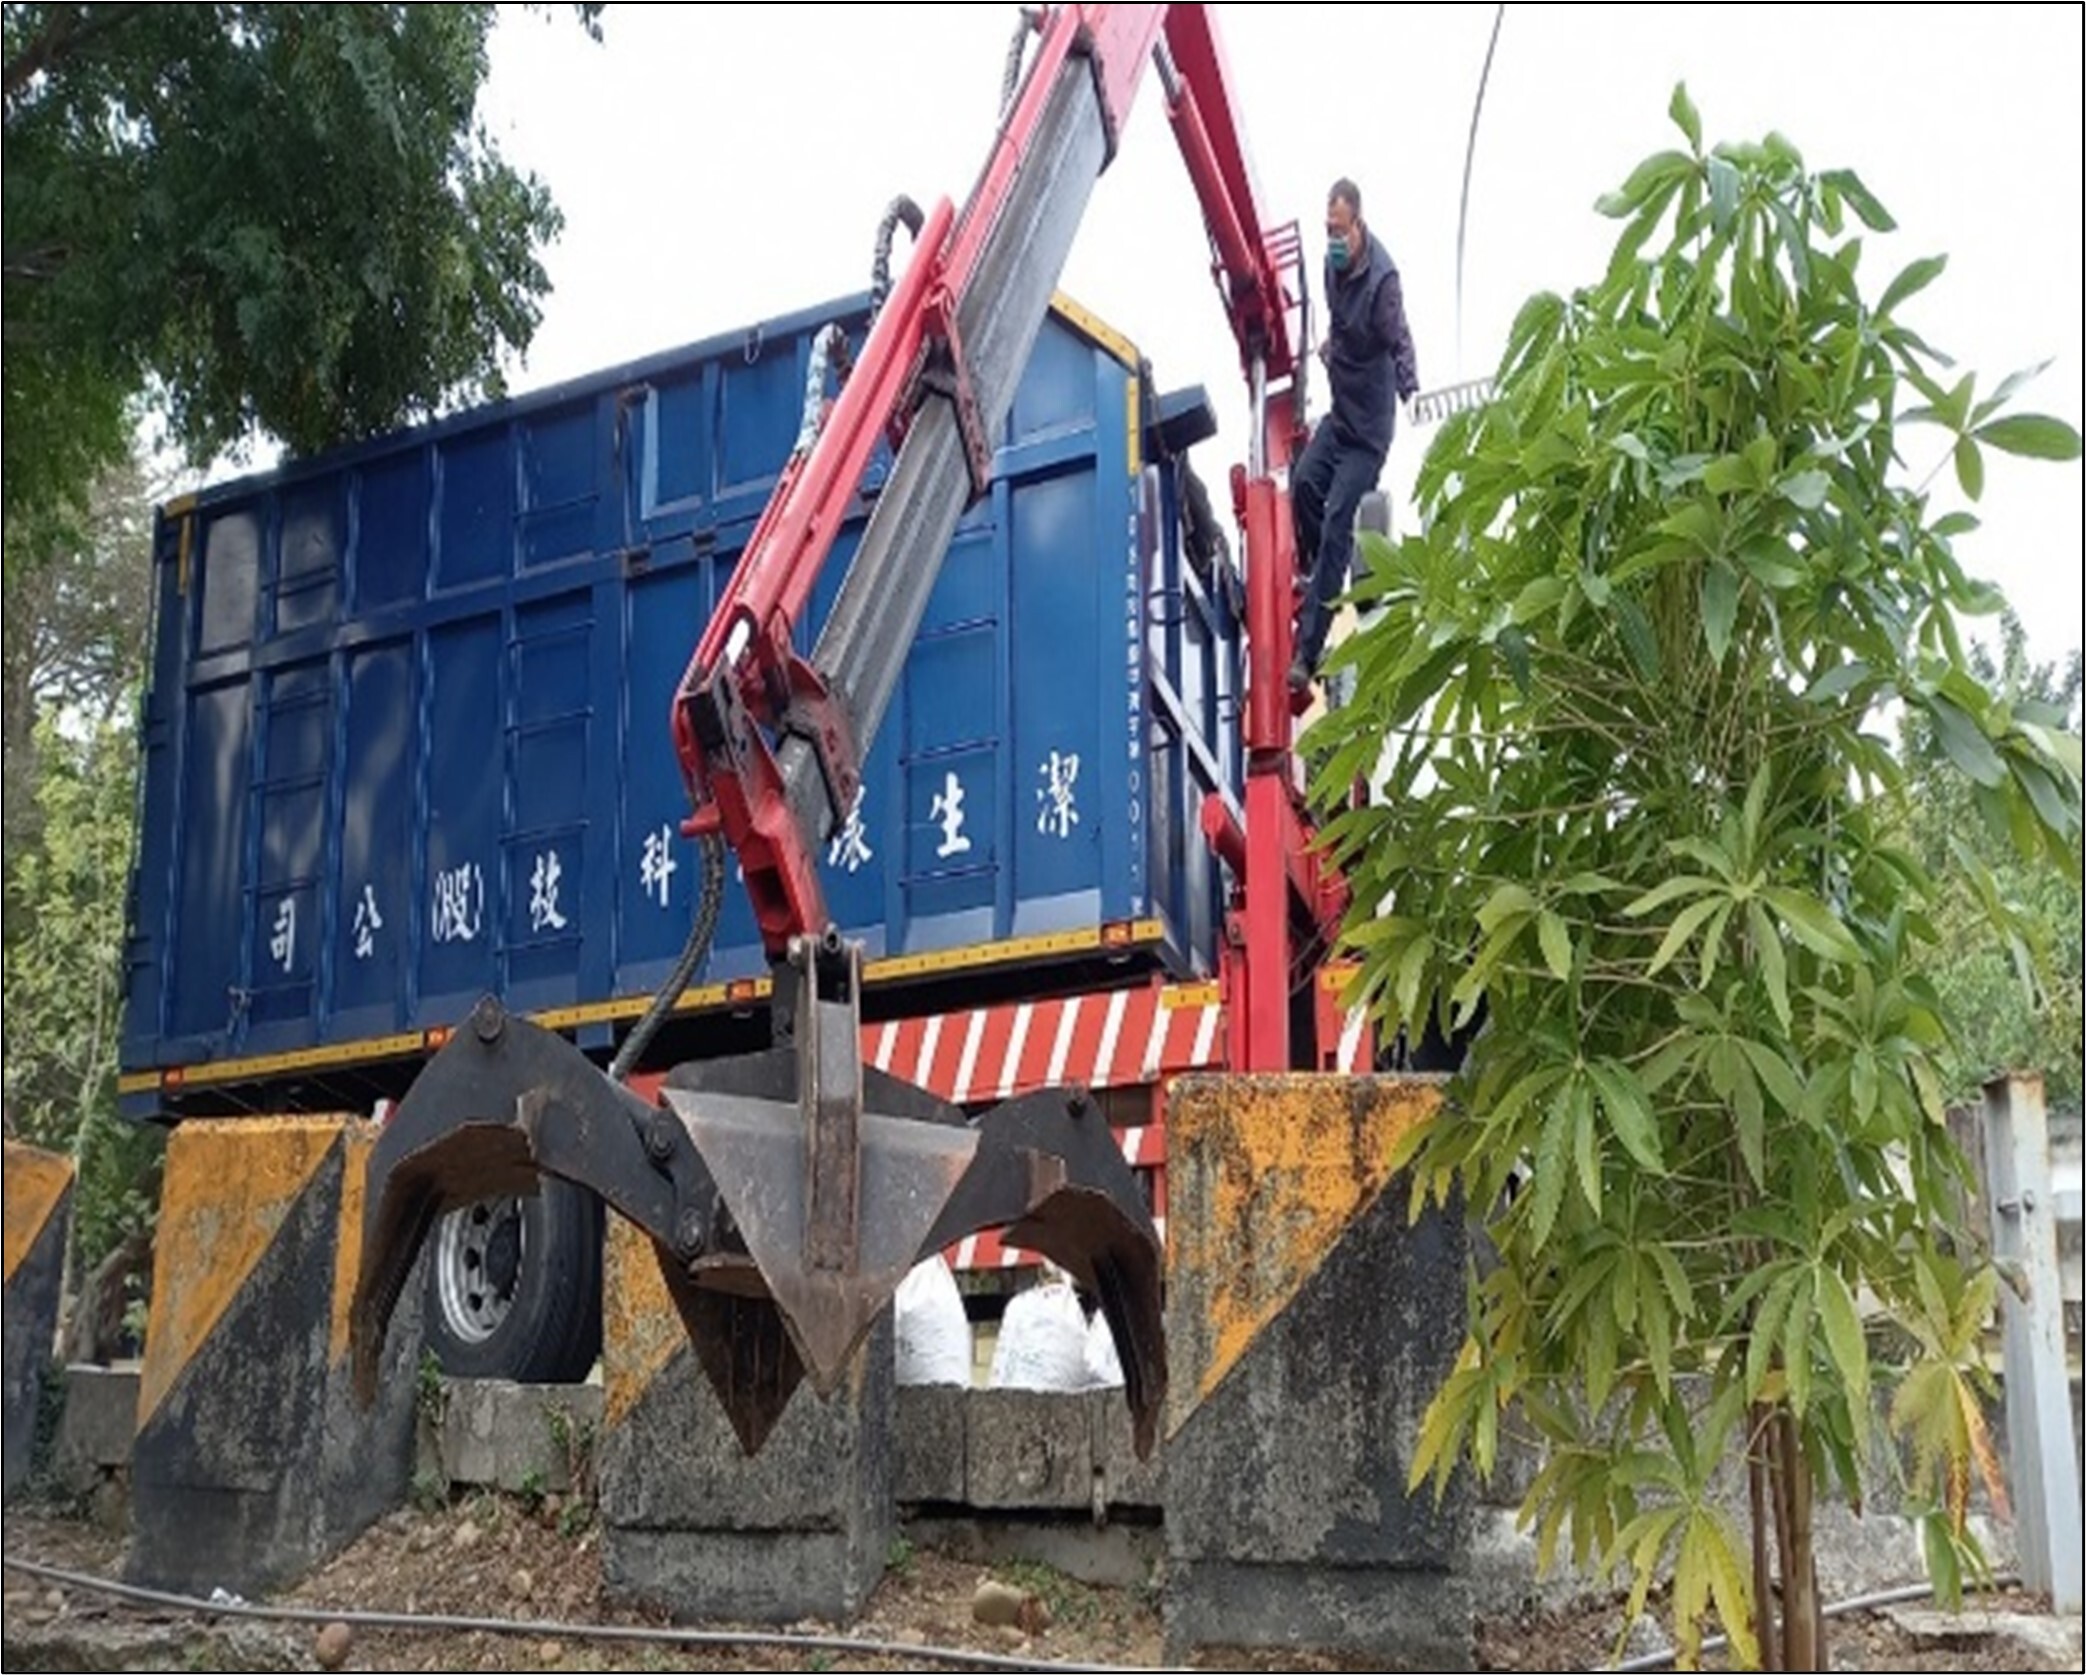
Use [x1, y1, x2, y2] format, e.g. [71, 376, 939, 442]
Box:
[1159, 12, 1344, 1070]
[675, 4, 1164, 719]
[667, 191, 958, 956]
[670, 4, 1151, 958]
[945, 8, 1167, 305]
[680, 196, 955, 708]
[1155, 6, 1302, 403]
[669, 5, 1331, 1022]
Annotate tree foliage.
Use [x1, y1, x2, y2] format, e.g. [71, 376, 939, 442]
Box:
[1896, 616, 2082, 1114]
[3, 443, 160, 1306]
[2, 441, 156, 871]
[1308, 87, 2082, 1669]
[3, 706, 159, 1289]
[2, 3, 599, 532]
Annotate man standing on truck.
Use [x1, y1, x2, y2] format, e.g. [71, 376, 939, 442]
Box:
[1290, 177, 1420, 695]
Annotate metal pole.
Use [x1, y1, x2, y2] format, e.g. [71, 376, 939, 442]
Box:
[1981, 1070, 2083, 1611]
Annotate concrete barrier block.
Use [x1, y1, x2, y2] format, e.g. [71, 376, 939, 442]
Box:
[966, 1387, 1092, 1511]
[1163, 1074, 1475, 1670]
[3, 1141, 74, 1498]
[904, 1512, 1162, 1590]
[894, 1383, 966, 1504]
[1089, 1387, 1163, 1510]
[126, 1117, 419, 1596]
[440, 1379, 601, 1494]
[51, 1365, 139, 1497]
[596, 1216, 893, 1624]
[1168, 1560, 1477, 1665]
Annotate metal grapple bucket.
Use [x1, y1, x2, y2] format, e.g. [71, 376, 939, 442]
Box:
[350, 931, 1165, 1456]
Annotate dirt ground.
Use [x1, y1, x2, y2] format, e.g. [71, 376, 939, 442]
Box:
[3, 1493, 2078, 1672]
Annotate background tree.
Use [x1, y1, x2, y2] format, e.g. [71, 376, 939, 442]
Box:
[3, 706, 158, 1349]
[1896, 614, 2081, 1115]
[1308, 89, 2082, 1670]
[3, 0, 600, 1351]
[1, 443, 155, 878]
[2, 443, 159, 1351]
[2, 3, 600, 535]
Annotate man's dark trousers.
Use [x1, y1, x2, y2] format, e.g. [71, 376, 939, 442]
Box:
[1292, 419, 1385, 677]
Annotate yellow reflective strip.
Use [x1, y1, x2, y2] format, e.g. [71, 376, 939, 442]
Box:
[530, 975, 775, 1033]
[865, 919, 1163, 985]
[1162, 982, 1222, 1010]
[146, 926, 1169, 1088]
[160, 1031, 429, 1090]
[1049, 290, 1141, 371]
[526, 998, 645, 1032]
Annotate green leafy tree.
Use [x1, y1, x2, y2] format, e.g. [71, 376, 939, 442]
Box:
[3, 707, 158, 1298]
[3, 441, 154, 1145]
[1896, 615, 2081, 1114]
[2, 432, 160, 1350]
[2, 440, 157, 885]
[1309, 89, 2082, 1670]
[2, 3, 600, 534]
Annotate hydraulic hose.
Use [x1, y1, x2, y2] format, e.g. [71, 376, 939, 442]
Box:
[606, 829, 725, 1084]
[794, 323, 854, 456]
[869, 194, 926, 326]
[998, 7, 1046, 118]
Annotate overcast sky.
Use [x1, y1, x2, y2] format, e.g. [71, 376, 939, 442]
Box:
[477, 3, 2083, 671]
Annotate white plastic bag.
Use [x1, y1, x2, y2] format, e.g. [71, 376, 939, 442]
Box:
[987, 1271, 1089, 1393]
[1082, 1306, 1125, 1391]
[893, 1256, 972, 1387]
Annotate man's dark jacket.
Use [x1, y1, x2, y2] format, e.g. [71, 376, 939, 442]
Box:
[1323, 228, 1419, 455]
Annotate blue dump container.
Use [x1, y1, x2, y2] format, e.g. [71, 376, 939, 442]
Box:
[120, 293, 1246, 1109]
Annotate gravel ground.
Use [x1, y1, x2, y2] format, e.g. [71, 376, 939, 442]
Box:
[5, 1497, 2079, 1672]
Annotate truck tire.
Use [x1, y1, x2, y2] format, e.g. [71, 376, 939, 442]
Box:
[421, 1179, 603, 1383]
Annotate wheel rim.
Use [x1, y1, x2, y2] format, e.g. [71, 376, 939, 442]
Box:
[434, 1197, 526, 1345]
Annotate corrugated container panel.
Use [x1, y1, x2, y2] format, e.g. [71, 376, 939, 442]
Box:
[121, 294, 1243, 1082]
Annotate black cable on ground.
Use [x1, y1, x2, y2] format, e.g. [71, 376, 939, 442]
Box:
[9, 1549, 2034, 1674]
[1, 1552, 1179, 1675]
[1599, 1573, 2024, 1673]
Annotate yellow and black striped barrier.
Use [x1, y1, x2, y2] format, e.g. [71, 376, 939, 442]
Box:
[4, 1141, 75, 1497]
[1161, 1074, 1476, 1667]
[127, 1116, 420, 1594]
